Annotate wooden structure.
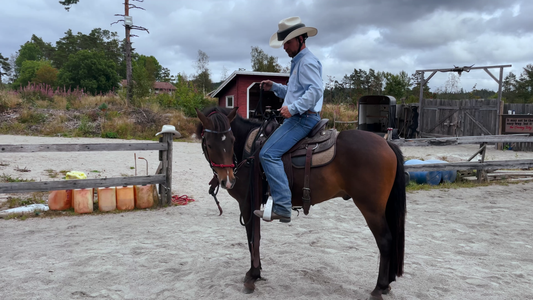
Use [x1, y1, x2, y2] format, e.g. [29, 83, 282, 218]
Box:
[357, 95, 397, 137]
[0, 133, 176, 206]
[209, 71, 289, 119]
[394, 135, 533, 182]
[415, 64, 512, 135]
[418, 98, 501, 137]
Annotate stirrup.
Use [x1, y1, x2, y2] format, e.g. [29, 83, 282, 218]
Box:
[262, 197, 273, 221]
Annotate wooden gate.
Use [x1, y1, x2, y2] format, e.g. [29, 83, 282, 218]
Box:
[420, 99, 501, 137]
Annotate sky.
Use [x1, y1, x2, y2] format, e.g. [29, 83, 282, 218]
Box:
[1, 0, 532, 92]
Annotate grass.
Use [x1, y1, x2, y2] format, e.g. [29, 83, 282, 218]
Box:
[44, 169, 60, 178]
[0, 174, 34, 183]
[1, 192, 47, 209]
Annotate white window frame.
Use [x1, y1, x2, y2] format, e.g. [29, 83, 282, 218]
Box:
[226, 95, 234, 108]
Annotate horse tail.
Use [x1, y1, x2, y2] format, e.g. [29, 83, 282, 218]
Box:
[385, 141, 406, 281]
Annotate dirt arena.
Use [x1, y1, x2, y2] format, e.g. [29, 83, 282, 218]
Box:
[1, 135, 532, 300]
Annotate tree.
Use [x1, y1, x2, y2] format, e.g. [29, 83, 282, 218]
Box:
[13, 60, 51, 89]
[34, 64, 59, 87]
[0, 53, 11, 84]
[57, 50, 119, 95]
[193, 50, 212, 94]
[59, 0, 80, 11]
[131, 55, 160, 99]
[384, 71, 411, 101]
[30, 35, 55, 61]
[53, 28, 122, 70]
[15, 42, 43, 77]
[250, 46, 282, 72]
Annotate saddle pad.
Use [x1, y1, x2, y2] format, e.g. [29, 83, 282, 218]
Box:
[244, 128, 260, 157]
[291, 145, 336, 168]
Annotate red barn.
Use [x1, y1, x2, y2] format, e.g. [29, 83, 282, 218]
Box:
[209, 71, 290, 119]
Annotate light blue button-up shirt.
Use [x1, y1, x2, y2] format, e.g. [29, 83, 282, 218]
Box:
[271, 48, 323, 116]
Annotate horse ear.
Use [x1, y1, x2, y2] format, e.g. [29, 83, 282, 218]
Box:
[196, 108, 212, 129]
[227, 107, 239, 123]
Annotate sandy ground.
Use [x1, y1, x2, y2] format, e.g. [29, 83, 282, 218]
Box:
[1, 135, 533, 300]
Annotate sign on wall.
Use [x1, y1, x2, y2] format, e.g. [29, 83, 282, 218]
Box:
[502, 115, 533, 134]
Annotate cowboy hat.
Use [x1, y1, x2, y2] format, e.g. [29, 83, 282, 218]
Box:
[155, 125, 182, 138]
[269, 16, 317, 48]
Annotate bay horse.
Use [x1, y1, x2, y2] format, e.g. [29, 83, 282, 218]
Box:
[196, 106, 406, 300]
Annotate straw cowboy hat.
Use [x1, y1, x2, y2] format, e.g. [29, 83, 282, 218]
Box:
[269, 16, 317, 48]
[155, 125, 181, 138]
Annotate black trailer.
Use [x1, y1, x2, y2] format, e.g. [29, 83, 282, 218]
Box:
[357, 95, 397, 137]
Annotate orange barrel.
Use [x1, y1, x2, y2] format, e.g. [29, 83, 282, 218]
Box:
[134, 185, 155, 209]
[97, 187, 116, 211]
[48, 190, 72, 210]
[116, 186, 134, 210]
[73, 188, 94, 214]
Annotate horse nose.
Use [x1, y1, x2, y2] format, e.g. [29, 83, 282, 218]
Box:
[220, 178, 235, 190]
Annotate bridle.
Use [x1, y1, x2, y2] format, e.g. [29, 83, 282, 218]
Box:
[201, 125, 237, 171]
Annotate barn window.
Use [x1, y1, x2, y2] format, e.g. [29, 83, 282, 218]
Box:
[226, 95, 234, 108]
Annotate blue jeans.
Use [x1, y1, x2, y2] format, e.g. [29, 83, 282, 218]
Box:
[259, 113, 320, 217]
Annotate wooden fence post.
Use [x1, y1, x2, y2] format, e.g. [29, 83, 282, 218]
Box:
[158, 133, 173, 206]
[164, 132, 173, 206]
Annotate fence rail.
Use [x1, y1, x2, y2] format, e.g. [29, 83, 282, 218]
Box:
[404, 159, 533, 172]
[0, 133, 176, 206]
[0, 175, 166, 193]
[0, 143, 167, 153]
[393, 134, 533, 147]
[393, 134, 533, 182]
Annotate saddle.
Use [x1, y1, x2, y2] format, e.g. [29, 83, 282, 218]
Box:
[243, 119, 338, 215]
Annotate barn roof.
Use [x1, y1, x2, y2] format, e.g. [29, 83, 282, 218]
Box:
[209, 71, 289, 98]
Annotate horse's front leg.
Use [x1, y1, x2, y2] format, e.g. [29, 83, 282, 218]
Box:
[242, 212, 261, 293]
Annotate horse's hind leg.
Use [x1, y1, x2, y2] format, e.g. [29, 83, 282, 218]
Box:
[361, 211, 393, 300]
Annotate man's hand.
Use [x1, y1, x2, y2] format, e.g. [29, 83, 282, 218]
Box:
[260, 80, 273, 91]
[278, 106, 292, 119]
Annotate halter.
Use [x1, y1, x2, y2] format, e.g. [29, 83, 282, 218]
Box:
[201, 112, 237, 170]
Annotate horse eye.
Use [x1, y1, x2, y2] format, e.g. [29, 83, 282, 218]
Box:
[207, 144, 212, 149]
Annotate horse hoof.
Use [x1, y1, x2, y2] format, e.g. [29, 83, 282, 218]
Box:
[243, 286, 254, 294]
[368, 295, 383, 300]
[381, 285, 391, 295]
[243, 281, 255, 294]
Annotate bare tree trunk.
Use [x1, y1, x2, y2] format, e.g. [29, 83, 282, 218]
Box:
[125, 0, 133, 104]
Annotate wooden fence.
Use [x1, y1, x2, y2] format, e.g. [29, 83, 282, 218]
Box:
[394, 135, 533, 182]
[0, 132, 175, 206]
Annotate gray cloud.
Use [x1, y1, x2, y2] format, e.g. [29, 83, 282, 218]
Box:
[1, 0, 531, 90]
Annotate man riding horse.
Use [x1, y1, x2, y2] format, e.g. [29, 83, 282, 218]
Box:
[254, 16, 323, 223]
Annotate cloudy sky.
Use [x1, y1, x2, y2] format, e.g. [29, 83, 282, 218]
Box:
[1, 0, 532, 92]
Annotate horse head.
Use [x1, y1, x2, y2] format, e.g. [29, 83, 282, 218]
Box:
[196, 107, 239, 190]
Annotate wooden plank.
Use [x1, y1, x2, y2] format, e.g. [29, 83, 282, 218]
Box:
[393, 134, 533, 146]
[404, 159, 533, 171]
[164, 133, 173, 206]
[488, 172, 533, 177]
[0, 143, 167, 153]
[0, 175, 166, 193]
[465, 111, 492, 135]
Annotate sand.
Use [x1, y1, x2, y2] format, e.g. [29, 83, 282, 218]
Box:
[1, 135, 532, 300]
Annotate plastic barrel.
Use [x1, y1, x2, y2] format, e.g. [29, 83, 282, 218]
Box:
[425, 159, 457, 183]
[405, 159, 442, 185]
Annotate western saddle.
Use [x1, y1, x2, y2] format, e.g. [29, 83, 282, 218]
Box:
[243, 118, 338, 215]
